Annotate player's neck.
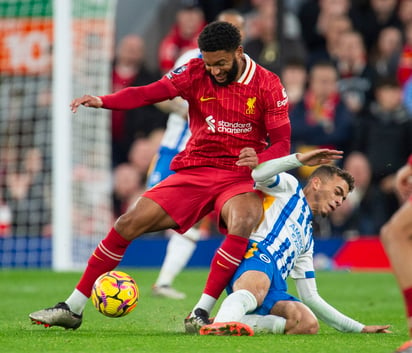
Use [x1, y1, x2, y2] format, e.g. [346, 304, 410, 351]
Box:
[236, 55, 247, 81]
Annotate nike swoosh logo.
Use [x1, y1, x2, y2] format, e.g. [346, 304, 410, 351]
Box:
[217, 260, 230, 269]
[200, 96, 217, 102]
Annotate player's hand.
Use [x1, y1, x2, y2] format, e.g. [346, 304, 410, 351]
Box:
[361, 325, 391, 333]
[236, 147, 258, 169]
[395, 164, 412, 202]
[297, 148, 343, 166]
[70, 95, 103, 113]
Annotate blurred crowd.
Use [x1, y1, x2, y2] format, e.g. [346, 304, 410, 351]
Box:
[2, 0, 412, 239]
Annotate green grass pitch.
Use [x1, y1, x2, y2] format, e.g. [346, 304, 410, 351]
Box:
[0, 269, 409, 353]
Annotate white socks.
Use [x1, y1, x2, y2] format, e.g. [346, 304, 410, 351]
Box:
[214, 289, 257, 323]
[66, 289, 88, 315]
[191, 293, 217, 315]
[240, 314, 286, 334]
[155, 228, 199, 287]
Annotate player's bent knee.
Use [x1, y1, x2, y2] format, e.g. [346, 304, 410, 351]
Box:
[282, 302, 319, 334]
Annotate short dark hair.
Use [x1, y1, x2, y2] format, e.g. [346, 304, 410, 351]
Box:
[198, 21, 241, 52]
[308, 165, 355, 192]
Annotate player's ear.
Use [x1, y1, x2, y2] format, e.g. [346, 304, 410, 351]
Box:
[311, 176, 321, 191]
[235, 46, 243, 57]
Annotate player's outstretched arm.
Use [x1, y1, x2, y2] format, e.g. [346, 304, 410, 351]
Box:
[295, 278, 391, 333]
[70, 95, 103, 113]
[252, 148, 343, 182]
[296, 148, 343, 166]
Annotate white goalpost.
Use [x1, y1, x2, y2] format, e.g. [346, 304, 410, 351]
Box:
[0, 0, 117, 270]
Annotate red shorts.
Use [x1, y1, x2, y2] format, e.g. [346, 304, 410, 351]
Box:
[143, 167, 259, 234]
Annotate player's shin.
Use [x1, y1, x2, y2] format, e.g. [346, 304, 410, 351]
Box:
[214, 289, 257, 323]
[75, 228, 131, 300]
[202, 234, 249, 302]
[240, 314, 286, 334]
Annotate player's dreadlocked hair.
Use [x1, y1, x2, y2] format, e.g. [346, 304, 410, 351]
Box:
[198, 21, 241, 52]
[308, 165, 355, 192]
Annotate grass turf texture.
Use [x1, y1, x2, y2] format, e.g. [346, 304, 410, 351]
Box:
[0, 269, 409, 353]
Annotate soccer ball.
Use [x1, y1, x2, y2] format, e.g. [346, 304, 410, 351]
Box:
[91, 270, 139, 318]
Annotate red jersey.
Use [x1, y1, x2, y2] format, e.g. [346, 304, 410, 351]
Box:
[101, 54, 290, 173]
[164, 55, 290, 173]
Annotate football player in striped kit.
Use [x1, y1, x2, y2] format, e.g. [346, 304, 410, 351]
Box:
[200, 151, 390, 336]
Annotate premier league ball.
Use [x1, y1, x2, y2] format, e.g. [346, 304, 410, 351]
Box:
[91, 271, 139, 318]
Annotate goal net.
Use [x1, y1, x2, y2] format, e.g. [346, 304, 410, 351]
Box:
[0, 0, 116, 269]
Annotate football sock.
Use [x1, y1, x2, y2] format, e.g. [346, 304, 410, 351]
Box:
[75, 227, 131, 298]
[191, 293, 216, 316]
[214, 289, 257, 323]
[66, 289, 88, 315]
[203, 233, 249, 300]
[402, 287, 412, 336]
[155, 229, 199, 287]
[240, 314, 286, 334]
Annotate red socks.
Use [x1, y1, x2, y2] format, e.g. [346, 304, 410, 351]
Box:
[403, 287, 412, 336]
[76, 228, 131, 297]
[203, 233, 249, 299]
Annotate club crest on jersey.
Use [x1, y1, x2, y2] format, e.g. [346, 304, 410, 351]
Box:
[259, 253, 271, 264]
[245, 97, 256, 114]
[166, 65, 187, 79]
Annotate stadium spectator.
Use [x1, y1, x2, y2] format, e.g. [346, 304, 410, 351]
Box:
[351, 76, 412, 232]
[29, 21, 291, 331]
[112, 163, 145, 220]
[198, 150, 390, 336]
[4, 148, 51, 237]
[397, 22, 412, 87]
[111, 34, 167, 168]
[306, 14, 353, 70]
[157, 0, 206, 74]
[243, 0, 306, 74]
[328, 151, 379, 237]
[334, 30, 379, 115]
[289, 60, 353, 182]
[369, 26, 402, 78]
[398, 0, 412, 31]
[280, 58, 307, 110]
[355, 0, 401, 53]
[298, 0, 359, 59]
[380, 154, 412, 353]
[403, 75, 412, 114]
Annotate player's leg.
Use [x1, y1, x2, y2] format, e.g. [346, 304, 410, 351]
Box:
[199, 249, 272, 336]
[152, 227, 201, 299]
[381, 199, 412, 352]
[29, 196, 177, 329]
[199, 269, 267, 336]
[187, 191, 262, 329]
[270, 300, 319, 334]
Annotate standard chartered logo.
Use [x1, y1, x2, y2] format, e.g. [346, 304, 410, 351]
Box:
[205, 115, 216, 132]
[205, 115, 252, 134]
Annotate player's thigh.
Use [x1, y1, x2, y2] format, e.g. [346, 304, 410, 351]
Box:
[271, 300, 319, 334]
[233, 270, 271, 306]
[381, 200, 412, 246]
[220, 192, 263, 236]
[114, 196, 177, 240]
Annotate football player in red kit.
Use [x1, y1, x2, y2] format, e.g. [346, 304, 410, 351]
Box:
[29, 21, 291, 331]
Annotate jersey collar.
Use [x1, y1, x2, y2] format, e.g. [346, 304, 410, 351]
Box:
[237, 54, 256, 85]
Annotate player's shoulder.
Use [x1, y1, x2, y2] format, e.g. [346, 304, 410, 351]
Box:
[166, 57, 204, 81]
[174, 48, 202, 69]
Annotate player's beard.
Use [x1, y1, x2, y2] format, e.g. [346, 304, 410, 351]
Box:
[209, 58, 239, 86]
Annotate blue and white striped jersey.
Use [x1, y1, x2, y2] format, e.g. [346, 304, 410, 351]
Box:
[252, 172, 315, 281]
